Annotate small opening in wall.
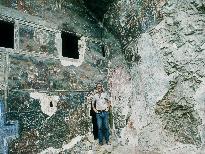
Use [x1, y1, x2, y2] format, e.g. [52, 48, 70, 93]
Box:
[61, 31, 79, 59]
[50, 101, 53, 107]
[0, 20, 14, 49]
[102, 45, 105, 57]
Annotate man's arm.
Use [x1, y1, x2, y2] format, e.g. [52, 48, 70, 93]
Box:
[107, 100, 111, 109]
[92, 96, 98, 113]
[108, 100, 111, 108]
[105, 93, 111, 110]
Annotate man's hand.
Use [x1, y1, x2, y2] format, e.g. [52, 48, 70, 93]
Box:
[93, 108, 98, 113]
[107, 101, 111, 108]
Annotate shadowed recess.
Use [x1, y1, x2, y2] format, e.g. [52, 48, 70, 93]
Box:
[83, 0, 117, 21]
[0, 20, 14, 49]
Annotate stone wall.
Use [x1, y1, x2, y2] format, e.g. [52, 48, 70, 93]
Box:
[1, 0, 205, 153]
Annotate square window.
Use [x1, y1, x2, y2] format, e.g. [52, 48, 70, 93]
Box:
[61, 31, 79, 59]
[0, 20, 14, 49]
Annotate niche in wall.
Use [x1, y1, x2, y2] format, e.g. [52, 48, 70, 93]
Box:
[0, 20, 14, 49]
[61, 31, 79, 59]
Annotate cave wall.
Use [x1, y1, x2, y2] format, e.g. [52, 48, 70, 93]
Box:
[0, 1, 120, 153]
[1, 0, 205, 153]
[104, 0, 165, 48]
[106, 0, 205, 153]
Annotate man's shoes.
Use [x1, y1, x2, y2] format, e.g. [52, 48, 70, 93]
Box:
[106, 141, 111, 145]
[94, 137, 98, 140]
[99, 142, 103, 146]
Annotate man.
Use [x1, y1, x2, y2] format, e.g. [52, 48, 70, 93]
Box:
[92, 83, 111, 145]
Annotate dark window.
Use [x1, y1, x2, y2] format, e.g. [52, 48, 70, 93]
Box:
[61, 31, 79, 59]
[0, 20, 14, 49]
[102, 45, 105, 57]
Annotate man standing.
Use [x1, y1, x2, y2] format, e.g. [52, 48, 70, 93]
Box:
[92, 83, 111, 145]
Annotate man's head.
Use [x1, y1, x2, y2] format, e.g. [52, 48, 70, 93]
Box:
[96, 83, 103, 93]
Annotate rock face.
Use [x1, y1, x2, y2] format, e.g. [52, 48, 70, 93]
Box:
[106, 0, 205, 153]
[1, 0, 205, 153]
[150, 0, 205, 149]
[104, 0, 165, 48]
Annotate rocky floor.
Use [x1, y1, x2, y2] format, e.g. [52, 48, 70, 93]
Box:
[54, 132, 162, 154]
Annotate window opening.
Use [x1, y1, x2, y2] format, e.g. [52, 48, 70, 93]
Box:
[0, 20, 14, 49]
[61, 31, 79, 59]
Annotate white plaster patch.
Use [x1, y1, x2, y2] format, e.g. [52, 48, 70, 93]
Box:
[30, 92, 59, 117]
[38, 135, 83, 154]
[38, 147, 60, 154]
[62, 136, 83, 150]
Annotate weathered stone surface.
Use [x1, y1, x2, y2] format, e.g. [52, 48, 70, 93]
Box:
[1, 0, 205, 153]
[155, 84, 202, 145]
[103, 0, 205, 153]
[6, 90, 90, 153]
[0, 0, 101, 37]
[19, 24, 57, 55]
[0, 100, 18, 154]
[104, 0, 165, 48]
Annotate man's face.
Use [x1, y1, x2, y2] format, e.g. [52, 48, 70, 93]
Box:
[96, 84, 102, 93]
